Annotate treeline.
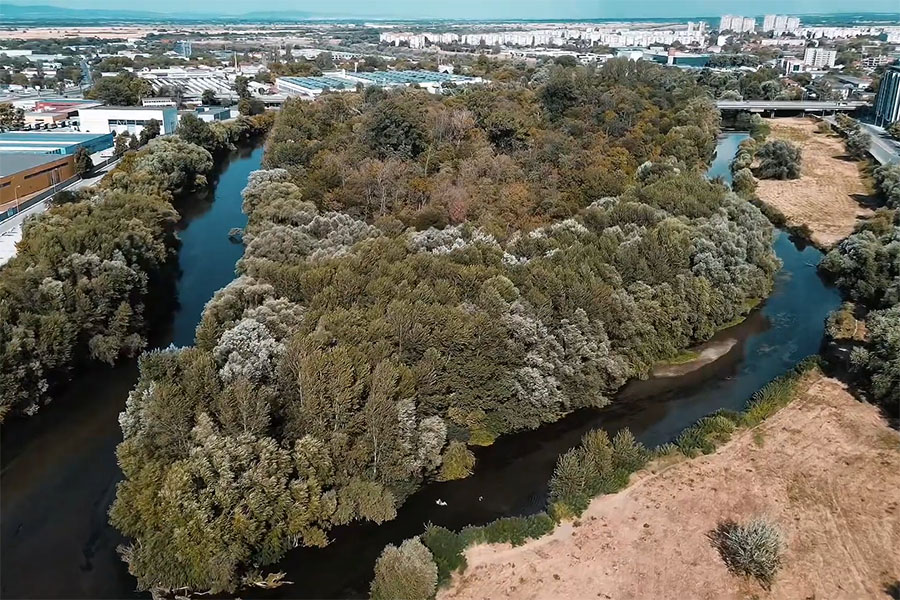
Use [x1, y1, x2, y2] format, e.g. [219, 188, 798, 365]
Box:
[110, 59, 779, 595]
[370, 357, 821, 600]
[0, 113, 272, 421]
[820, 190, 899, 418]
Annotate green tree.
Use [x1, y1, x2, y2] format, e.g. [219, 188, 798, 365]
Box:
[73, 147, 93, 175]
[755, 140, 802, 179]
[234, 75, 250, 99]
[370, 538, 437, 600]
[845, 130, 870, 160]
[361, 95, 427, 159]
[86, 74, 150, 106]
[238, 97, 264, 116]
[113, 131, 131, 157]
[0, 102, 24, 129]
[138, 118, 160, 146]
[201, 88, 219, 106]
[176, 113, 217, 151]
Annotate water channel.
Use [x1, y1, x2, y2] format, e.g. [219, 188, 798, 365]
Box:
[0, 134, 843, 599]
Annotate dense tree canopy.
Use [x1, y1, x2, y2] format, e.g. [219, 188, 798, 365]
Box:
[111, 60, 779, 595]
[821, 204, 899, 418]
[0, 113, 273, 420]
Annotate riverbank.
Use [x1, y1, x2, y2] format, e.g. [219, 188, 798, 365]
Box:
[754, 118, 876, 249]
[438, 373, 900, 600]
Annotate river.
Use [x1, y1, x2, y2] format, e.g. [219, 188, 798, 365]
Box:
[0, 145, 263, 599]
[0, 135, 842, 599]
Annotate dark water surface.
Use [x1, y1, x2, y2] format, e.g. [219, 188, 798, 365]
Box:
[0, 136, 842, 599]
[0, 145, 263, 599]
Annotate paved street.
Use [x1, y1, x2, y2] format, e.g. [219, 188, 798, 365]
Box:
[822, 115, 900, 165]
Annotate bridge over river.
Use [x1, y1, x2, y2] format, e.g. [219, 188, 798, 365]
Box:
[716, 99, 867, 115]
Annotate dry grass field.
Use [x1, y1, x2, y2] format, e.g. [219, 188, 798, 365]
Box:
[754, 118, 877, 249]
[440, 375, 900, 600]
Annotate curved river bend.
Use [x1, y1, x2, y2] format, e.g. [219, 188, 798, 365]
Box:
[0, 135, 842, 599]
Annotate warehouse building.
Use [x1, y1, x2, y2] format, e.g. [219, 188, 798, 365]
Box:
[0, 131, 114, 155]
[77, 106, 179, 137]
[276, 69, 483, 98]
[0, 153, 74, 207]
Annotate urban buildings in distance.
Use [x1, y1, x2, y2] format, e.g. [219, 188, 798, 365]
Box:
[762, 15, 802, 35]
[719, 15, 757, 33]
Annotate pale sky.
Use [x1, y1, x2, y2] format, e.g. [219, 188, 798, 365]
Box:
[8, 0, 900, 19]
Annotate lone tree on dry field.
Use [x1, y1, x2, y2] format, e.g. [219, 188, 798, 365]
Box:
[756, 140, 802, 180]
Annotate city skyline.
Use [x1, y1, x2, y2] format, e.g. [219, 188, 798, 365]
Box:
[4, 0, 900, 19]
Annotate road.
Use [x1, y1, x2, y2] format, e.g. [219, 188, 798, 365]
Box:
[822, 115, 900, 165]
[0, 159, 119, 265]
[858, 122, 900, 165]
[717, 99, 867, 112]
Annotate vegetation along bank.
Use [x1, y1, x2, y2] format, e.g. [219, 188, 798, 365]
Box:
[0, 113, 272, 421]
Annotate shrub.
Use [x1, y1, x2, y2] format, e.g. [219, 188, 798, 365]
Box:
[422, 525, 467, 586]
[461, 513, 554, 547]
[845, 131, 870, 160]
[675, 411, 740, 456]
[816, 120, 832, 134]
[711, 518, 783, 588]
[756, 140, 801, 180]
[549, 427, 648, 515]
[370, 537, 438, 600]
[732, 168, 757, 196]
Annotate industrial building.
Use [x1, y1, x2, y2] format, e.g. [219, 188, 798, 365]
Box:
[138, 68, 235, 101]
[0, 153, 74, 208]
[0, 131, 114, 155]
[276, 69, 483, 98]
[193, 106, 232, 122]
[78, 106, 179, 137]
[874, 65, 900, 126]
[648, 50, 710, 68]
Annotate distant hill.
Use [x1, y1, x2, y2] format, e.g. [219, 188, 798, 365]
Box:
[0, 3, 330, 23]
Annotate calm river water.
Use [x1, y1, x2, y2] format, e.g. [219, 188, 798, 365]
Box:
[0, 135, 842, 599]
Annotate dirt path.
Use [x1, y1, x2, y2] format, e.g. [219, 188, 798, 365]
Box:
[439, 375, 900, 600]
[755, 118, 876, 249]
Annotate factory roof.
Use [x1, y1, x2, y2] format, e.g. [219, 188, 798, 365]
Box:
[0, 153, 69, 178]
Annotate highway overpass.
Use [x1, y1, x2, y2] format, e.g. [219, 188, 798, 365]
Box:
[716, 100, 867, 115]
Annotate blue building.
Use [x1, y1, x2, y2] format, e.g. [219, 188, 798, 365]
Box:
[0, 131, 115, 156]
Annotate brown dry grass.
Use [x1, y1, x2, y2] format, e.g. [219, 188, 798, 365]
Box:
[755, 117, 876, 249]
[439, 375, 900, 600]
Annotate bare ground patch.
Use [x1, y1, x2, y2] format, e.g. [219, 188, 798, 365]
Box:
[439, 375, 900, 600]
[755, 117, 877, 249]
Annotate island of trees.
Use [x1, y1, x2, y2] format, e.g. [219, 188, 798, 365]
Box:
[108, 59, 780, 595]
